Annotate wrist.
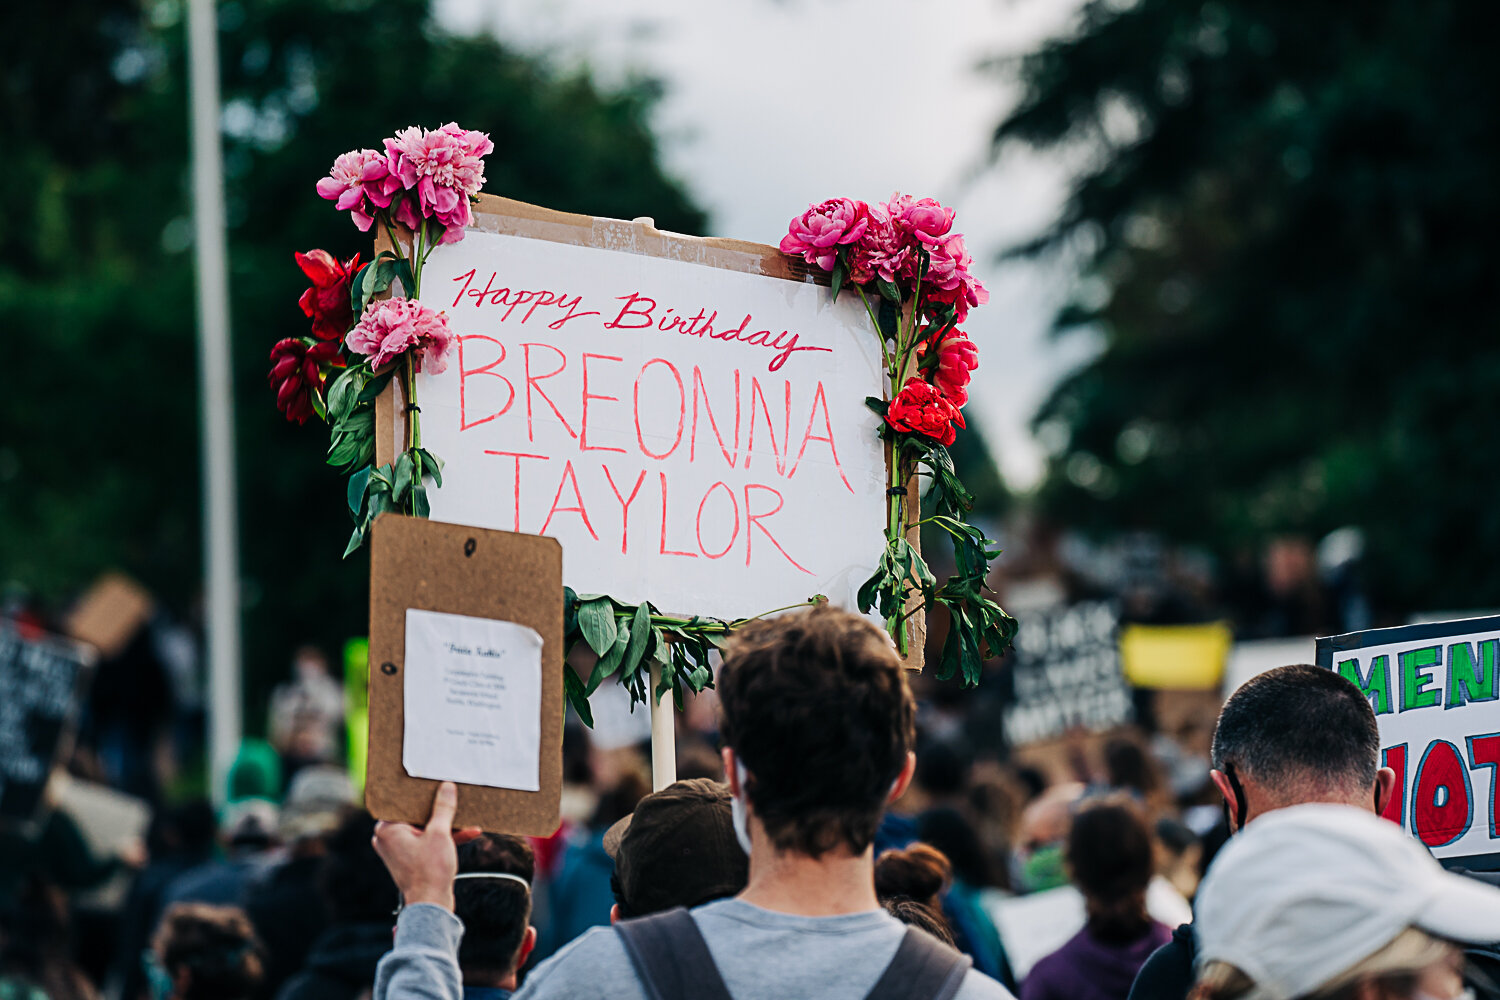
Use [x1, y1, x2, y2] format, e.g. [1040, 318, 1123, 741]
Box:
[401, 886, 456, 912]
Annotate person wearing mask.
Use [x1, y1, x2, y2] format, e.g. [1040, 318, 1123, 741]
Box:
[453, 835, 537, 1000]
[370, 605, 1013, 1000]
[147, 903, 264, 1000]
[1191, 804, 1500, 1000]
[1128, 665, 1398, 1000]
[1023, 798, 1170, 1000]
[603, 778, 748, 922]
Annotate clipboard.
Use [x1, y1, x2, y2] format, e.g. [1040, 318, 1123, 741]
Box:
[365, 513, 564, 834]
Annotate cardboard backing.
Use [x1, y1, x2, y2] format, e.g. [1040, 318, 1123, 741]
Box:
[373, 194, 925, 671]
[366, 513, 564, 834]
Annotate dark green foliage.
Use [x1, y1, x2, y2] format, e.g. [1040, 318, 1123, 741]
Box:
[994, 0, 1500, 612]
[2, 0, 705, 728]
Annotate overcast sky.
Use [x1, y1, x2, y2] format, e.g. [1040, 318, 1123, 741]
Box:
[435, 0, 1096, 489]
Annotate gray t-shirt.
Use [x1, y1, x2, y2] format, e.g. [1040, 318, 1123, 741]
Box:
[514, 898, 1014, 1000]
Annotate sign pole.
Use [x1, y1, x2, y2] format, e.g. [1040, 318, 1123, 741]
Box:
[649, 661, 676, 791]
[187, 0, 242, 807]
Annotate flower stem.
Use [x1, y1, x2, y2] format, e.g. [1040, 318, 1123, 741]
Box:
[855, 286, 895, 376]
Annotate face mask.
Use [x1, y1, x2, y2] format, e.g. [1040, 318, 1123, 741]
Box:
[142, 951, 175, 1000]
[730, 759, 754, 856]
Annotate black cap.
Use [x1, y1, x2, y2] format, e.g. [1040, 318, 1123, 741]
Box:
[603, 778, 748, 915]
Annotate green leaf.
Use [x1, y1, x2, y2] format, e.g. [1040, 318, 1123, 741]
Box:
[831, 260, 846, 302]
[577, 598, 618, 656]
[412, 482, 430, 518]
[328, 435, 364, 469]
[350, 263, 370, 316]
[876, 278, 901, 304]
[347, 466, 371, 517]
[417, 448, 444, 488]
[357, 369, 394, 405]
[393, 451, 414, 503]
[343, 525, 365, 559]
[621, 602, 652, 678]
[394, 256, 416, 298]
[588, 630, 630, 692]
[564, 667, 594, 728]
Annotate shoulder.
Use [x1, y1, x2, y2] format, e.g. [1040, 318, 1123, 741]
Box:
[515, 926, 638, 1000]
[1126, 925, 1196, 1000]
[957, 967, 1018, 1000]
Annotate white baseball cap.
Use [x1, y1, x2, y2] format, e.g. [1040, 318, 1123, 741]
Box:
[1195, 803, 1500, 1000]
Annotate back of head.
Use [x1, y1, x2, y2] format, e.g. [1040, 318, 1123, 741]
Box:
[1067, 797, 1155, 942]
[318, 809, 398, 923]
[718, 605, 915, 857]
[152, 903, 264, 1000]
[608, 778, 748, 918]
[875, 843, 951, 908]
[454, 835, 534, 980]
[1211, 664, 1378, 804]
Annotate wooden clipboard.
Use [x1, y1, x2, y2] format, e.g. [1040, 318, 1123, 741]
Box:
[365, 513, 564, 834]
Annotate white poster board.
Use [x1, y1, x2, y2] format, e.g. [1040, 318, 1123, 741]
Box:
[404, 212, 887, 620]
[1319, 615, 1500, 868]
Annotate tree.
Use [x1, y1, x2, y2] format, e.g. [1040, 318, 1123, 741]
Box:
[3, 0, 705, 724]
[994, 0, 1500, 613]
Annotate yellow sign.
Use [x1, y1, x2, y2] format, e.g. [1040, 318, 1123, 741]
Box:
[1120, 622, 1233, 690]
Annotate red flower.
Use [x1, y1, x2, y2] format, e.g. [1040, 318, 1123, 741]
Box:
[296, 249, 361, 342]
[887, 377, 965, 447]
[268, 338, 339, 424]
[917, 325, 980, 408]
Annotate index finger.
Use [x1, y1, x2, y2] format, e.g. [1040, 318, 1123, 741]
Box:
[425, 781, 459, 835]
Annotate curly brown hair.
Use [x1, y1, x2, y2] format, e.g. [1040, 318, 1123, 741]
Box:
[718, 604, 916, 857]
[151, 903, 264, 1000]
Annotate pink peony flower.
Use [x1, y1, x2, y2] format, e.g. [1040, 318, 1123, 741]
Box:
[846, 205, 913, 288]
[885, 193, 956, 248]
[922, 234, 989, 322]
[779, 198, 871, 271]
[315, 149, 398, 232]
[345, 297, 454, 374]
[383, 123, 494, 241]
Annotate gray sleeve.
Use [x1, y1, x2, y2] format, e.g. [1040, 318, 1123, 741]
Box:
[514, 926, 643, 1000]
[955, 968, 1019, 1000]
[373, 903, 465, 1000]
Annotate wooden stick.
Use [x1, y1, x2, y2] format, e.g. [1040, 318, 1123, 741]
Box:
[648, 660, 677, 791]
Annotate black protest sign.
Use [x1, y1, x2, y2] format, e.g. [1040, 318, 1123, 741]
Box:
[1001, 601, 1132, 747]
[0, 627, 93, 825]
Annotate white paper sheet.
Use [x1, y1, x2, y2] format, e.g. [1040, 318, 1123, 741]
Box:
[401, 609, 544, 791]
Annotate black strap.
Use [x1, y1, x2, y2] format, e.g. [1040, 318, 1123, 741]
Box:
[614, 907, 735, 1000]
[615, 910, 970, 1000]
[863, 927, 973, 1000]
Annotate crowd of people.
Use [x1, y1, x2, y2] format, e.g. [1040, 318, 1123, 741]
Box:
[5, 601, 1500, 1000]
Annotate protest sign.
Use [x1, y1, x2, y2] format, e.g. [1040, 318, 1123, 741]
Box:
[366, 514, 564, 835]
[0, 626, 93, 827]
[1001, 601, 1132, 747]
[1318, 615, 1500, 868]
[374, 196, 888, 625]
[1119, 621, 1233, 690]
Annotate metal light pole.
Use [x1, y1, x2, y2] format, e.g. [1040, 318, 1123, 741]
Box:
[186, 0, 242, 805]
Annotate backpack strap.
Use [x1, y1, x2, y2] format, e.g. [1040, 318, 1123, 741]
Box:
[614, 907, 736, 1000]
[863, 927, 973, 1000]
